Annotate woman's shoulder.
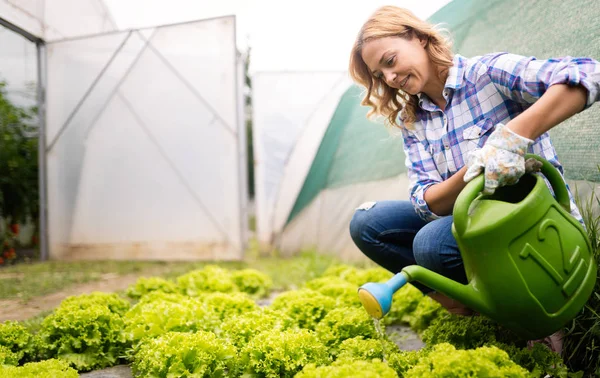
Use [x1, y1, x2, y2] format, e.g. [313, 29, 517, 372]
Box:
[454, 52, 529, 83]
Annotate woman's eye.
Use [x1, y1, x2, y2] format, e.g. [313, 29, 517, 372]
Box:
[386, 56, 395, 66]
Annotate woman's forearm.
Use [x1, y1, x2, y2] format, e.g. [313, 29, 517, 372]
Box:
[423, 166, 469, 216]
[424, 84, 586, 216]
[507, 84, 587, 140]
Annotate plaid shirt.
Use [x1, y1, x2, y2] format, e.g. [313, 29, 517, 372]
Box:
[401, 52, 600, 224]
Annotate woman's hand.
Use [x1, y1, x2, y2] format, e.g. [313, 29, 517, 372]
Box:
[463, 123, 534, 194]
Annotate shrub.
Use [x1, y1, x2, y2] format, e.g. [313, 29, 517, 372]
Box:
[296, 359, 398, 378]
[0, 359, 78, 378]
[0, 321, 38, 364]
[218, 308, 295, 348]
[125, 277, 177, 300]
[38, 303, 129, 371]
[405, 343, 530, 377]
[239, 328, 330, 377]
[231, 268, 273, 298]
[315, 307, 379, 349]
[270, 289, 336, 330]
[177, 265, 236, 296]
[132, 331, 238, 377]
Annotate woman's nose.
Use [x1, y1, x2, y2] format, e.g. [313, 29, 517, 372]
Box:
[384, 70, 397, 86]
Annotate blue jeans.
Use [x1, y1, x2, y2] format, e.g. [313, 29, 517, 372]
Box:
[349, 200, 468, 294]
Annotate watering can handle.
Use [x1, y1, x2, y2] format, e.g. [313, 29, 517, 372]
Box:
[454, 154, 571, 236]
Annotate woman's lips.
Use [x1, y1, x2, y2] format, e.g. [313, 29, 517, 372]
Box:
[399, 75, 410, 88]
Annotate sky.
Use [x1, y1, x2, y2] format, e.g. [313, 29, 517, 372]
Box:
[103, 0, 453, 72]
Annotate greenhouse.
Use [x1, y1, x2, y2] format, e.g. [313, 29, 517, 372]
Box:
[1, 0, 248, 261]
[254, 0, 600, 259]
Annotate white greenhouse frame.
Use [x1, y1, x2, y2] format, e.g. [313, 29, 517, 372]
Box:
[0, 9, 249, 261]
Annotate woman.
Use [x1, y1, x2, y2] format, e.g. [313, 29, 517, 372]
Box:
[347, 5, 600, 354]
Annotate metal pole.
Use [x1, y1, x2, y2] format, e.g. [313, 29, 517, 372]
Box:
[36, 42, 49, 261]
[233, 17, 249, 257]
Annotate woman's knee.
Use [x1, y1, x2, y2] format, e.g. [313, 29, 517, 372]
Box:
[412, 217, 456, 271]
[349, 206, 373, 247]
[349, 200, 421, 248]
[412, 231, 442, 271]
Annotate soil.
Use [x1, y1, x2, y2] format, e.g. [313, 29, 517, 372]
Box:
[0, 272, 150, 322]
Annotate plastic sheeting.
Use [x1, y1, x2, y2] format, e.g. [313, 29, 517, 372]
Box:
[252, 71, 350, 244]
[0, 0, 116, 41]
[45, 16, 247, 260]
[0, 25, 38, 108]
[279, 174, 410, 259]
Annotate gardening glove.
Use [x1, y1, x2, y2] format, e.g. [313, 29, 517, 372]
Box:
[464, 123, 534, 195]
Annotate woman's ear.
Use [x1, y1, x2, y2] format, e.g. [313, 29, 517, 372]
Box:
[419, 36, 428, 48]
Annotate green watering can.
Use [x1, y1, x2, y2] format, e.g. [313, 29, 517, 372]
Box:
[358, 154, 597, 339]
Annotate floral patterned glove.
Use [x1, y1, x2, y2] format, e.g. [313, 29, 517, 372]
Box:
[464, 123, 534, 195]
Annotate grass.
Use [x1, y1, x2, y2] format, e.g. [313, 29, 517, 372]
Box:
[0, 247, 356, 302]
[564, 181, 600, 375]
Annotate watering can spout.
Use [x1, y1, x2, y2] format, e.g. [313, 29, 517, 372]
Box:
[358, 265, 491, 319]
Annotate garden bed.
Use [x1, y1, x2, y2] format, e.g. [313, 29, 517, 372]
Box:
[0, 258, 572, 377]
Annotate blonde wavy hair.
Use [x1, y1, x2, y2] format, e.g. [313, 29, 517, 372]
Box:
[349, 6, 453, 128]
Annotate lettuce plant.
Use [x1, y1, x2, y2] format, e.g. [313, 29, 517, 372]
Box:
[405, 343, 530, 377]
[490, 341, 569, 378]
[132, 331, 238, 377]
[239, 328, 330, 377]
[0, 359, 78, 378]
[125, 276, 178, 300]
[304, 277, 362, 308]
[177, 265, 236, 296]
[384, 284, 424, 326]
[218, 308, 295, 348]
[386, 349, 429, 377]
[0, 344, 20, 366]
[270, 289, 336, 330]
[38, 303, 129, 371]
[296, 359, 398, 378]
[335, 336, 397, 361]
[0, 321, 38, 364]
[403, 295, 443, 333]
[58, 292, 130, 316]
[315, 307, 379, 349]
[304, 276, 350, 290]
[321, 265, 392, 286]
[124, 295, 212, 346]
[199, 292, 259, 322]
[355, 267, 394, 285]
[421, 312, 524, 350]
[231, 268, 273, 298]
[320, 265, 364, 285]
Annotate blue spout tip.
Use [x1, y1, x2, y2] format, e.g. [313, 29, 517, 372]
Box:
[358, 282, 393, 319]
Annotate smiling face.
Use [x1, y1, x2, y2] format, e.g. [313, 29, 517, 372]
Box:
[360, 35, 431, 95]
